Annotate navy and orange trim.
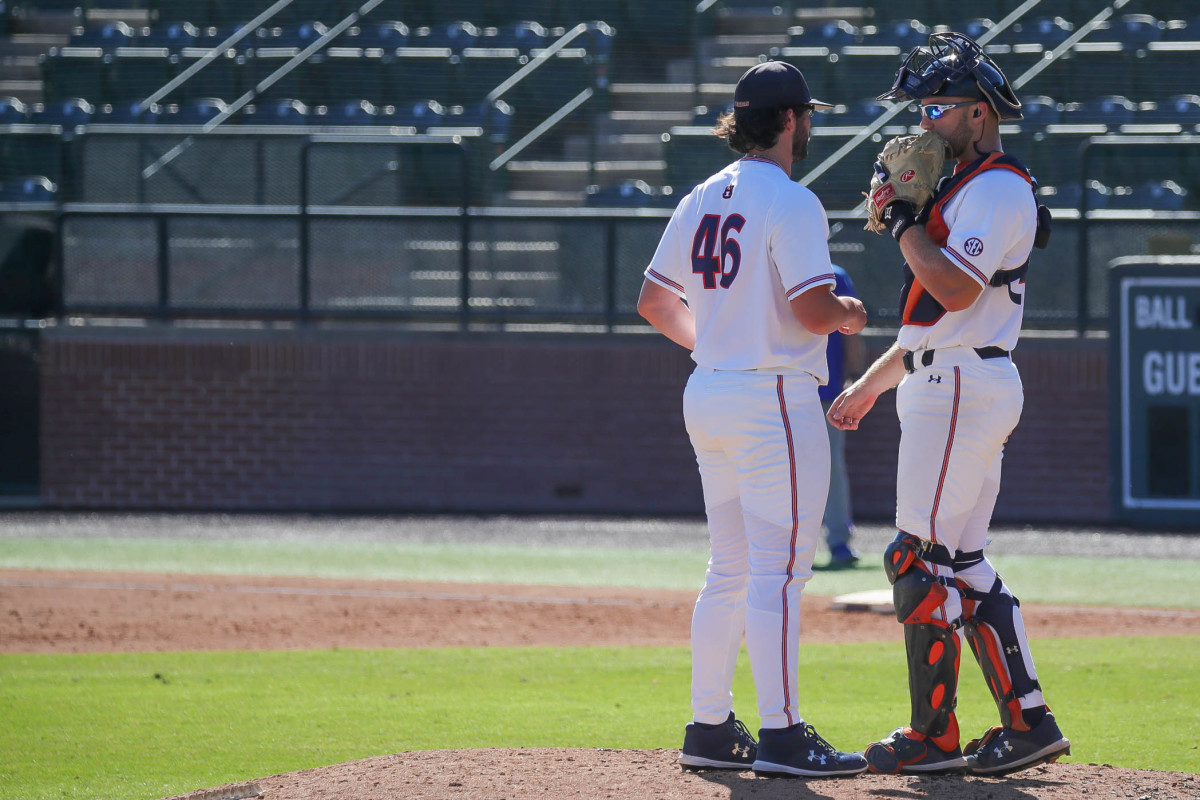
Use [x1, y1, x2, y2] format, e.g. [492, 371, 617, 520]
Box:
[776, 375, 799, 726]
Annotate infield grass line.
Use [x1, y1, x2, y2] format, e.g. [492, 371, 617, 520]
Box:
[1, 637, 1198, 800]
[1, 535, 1199, 608]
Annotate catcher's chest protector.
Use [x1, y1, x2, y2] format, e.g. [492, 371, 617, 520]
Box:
[899, 153, 1036, 327]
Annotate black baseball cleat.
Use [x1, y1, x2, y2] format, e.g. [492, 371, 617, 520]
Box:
[964, 712, 1071, 776]
[677, 712, 757, 770]
[752, 722, 868, 778]
[864, 726, 967, 774]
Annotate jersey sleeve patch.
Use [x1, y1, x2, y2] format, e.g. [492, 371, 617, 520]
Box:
[645, 267, 686, 297]
[785, 273, 836, 299]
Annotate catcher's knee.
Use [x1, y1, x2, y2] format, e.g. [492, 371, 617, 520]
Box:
[962, 576, 1041, 729]
[884, 532, 955, 626]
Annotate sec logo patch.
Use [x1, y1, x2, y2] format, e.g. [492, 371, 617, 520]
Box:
[964, 237, 984, 256]
[900, 169, 916, 182]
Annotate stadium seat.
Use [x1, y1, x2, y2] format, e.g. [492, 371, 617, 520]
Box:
[244, 98, 310, 125]
[865, 19, 929, 49]
[1108, 179, 1188, 210]
[153, 0, 211, 27]
[0, 96, 29, 124]
[323, 98, 381, 125]
[385, 98, 444, 130]
[788, 19, 859, 49]
[421, 20, 479, 53]
[31, 97, 94, 127]
[1011, 16, 1074, 48]
[1072, 95, 1138, 126]
[487, 20, 547, 54]
[1143, 37, 1200, 101]
[94, 100, 161, 124]
[1041, 180, 1112, 210]
[1105, 14, 1163, 49]
[174, 96, 229, 124]
[1150, 93, 1200, 126]
[1160, 17, 1199, 42]
[388, 48, 455, 106]
[0, 175, 56, 203]
[1019, 95, 1061, 127]
[275, 20, 329, 49]
[663, 126, 737, 195]
[70, 21, 136, 50]
[350, 19, 409, 49]
[944, 18, 995, 43]
[141, 21, 199, 50]
[584, 179, 659, 208]
[455, 98, 513, 139]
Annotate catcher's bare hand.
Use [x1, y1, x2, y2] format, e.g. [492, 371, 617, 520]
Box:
[865, 130, 949, 235]
[826, 382, 878, 431]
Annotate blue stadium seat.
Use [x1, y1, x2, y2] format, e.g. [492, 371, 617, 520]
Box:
[141, 21, 199, 50]
[1012, 16, 1074, 48]
[31, 97, 94, 127]
[487, 20, 546, 54]
[0, 96, 29, 124]
[1042, 180, 1112, 209]
[174, 96, 229, 124]
[455, 98, 513, 141]
[1150, 94, 1200, 125]
[153, 0, 210, 27]
[788, 19, 858, 49]
[385, 98, 445, 129]
[1020, 95, 1061, 127]
[1160, 17, 1199, 42]
[275, 20, 329, 49]
[244, 98, 310, 125]
[946, 18, 995, 43]
[1109, 180, 1188, 210]
[95, 100, 161, 123]
[865, 19, 929, 49]
[70, 21, 136, 50]
[323, 98, 381, 125]
[584, 179, 659, 208]
[1105, 14, 1163, 49]
[0, 175, 56, 203]
[579, 20, 615, 60]
[350, 19, 409, 49]
[421, 20, 479, 53]
[1072, 95, 1138, 126]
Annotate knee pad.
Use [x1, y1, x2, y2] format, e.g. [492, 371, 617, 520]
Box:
[962, 577, 1042, 730]
[904, 622, 961, 740]
[885, 532, 955, 625]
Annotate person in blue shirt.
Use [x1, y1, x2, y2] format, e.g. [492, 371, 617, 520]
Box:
[820, 265, 865, 568]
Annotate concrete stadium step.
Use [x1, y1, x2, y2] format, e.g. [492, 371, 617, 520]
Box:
[708, 6, 794, 36]
[562, 133, 663, 162]
[594, 110, 691, 137]
[500, 189, 586, 207]
[697, 33, 787, 60]
[504, 159, 665, 192]
[0, 33, 67, 58]
[8, 10, 78, 35]
[698, 55, 767, 85]
[609, 83, 697, 112]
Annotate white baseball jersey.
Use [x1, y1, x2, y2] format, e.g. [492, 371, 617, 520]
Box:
[896, 167, 1037, 353]
[645, 157, 837, 381]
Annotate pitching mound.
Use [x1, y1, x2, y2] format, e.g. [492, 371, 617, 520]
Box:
[167, 747, 1199, 800]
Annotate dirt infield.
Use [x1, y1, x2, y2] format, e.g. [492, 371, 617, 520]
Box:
[5, 569, 1199, 799]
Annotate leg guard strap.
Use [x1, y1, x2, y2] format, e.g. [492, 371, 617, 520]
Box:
[963, 577, 1042, 730]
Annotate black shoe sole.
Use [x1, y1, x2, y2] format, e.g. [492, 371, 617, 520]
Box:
[967, 743, 1071, 777]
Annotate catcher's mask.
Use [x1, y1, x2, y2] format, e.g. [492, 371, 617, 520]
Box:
[878, 32, 1022, 121]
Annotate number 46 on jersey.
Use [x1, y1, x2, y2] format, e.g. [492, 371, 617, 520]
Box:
[692, 213, 745, 290]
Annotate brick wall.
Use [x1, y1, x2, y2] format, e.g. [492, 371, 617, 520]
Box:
[38, 328, 1113, 522]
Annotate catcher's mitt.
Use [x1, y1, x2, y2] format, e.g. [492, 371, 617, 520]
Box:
[864, 131, 949, 234]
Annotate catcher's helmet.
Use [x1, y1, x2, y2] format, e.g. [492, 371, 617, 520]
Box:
[878, 32, 1022, 120]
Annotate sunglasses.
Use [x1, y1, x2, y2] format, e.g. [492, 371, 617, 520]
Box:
[918, 101, 979, 119]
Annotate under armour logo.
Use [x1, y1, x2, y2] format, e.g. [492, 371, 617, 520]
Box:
[1005, 645, 1021, 655]
[723, 185, 734, 198]
[993, 741, 1014, 758]
[807, 751, 828, 765]
[928, 375, 942, 383]
[732, 744, 750, 757]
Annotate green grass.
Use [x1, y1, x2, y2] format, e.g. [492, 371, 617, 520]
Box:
[2, 535, 1199, 608]
[2, 638, 1198, 800]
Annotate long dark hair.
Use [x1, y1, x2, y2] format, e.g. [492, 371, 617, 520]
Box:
[713, 106, 793, 153]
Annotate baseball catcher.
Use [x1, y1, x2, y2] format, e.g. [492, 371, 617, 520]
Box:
[826, 30, 1068, 778]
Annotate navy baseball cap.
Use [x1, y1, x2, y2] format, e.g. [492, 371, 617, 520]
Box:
[733, 61, 833, 111]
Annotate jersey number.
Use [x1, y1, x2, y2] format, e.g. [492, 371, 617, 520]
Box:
[691, 213, 745, 289]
